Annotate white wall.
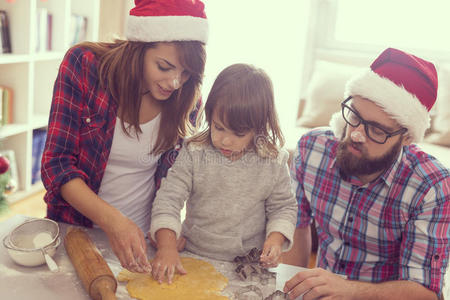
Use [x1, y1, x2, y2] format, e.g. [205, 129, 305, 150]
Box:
[98, 0, 132, 41]
[202, 0, 310, 136]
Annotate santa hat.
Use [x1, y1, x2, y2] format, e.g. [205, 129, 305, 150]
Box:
[126, 0, 208, 43]
[330, 48, 438, 142]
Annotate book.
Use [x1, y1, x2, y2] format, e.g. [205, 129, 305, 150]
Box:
[36, 8, 48, 52]
[1, 86, 13, 125]
[47, 13, 53, 51]
[0, 10, 12, 53]
[0, 14, 3, 53]
[1, 87, 8, 125]
[70, 14, 88, 46]
[31, 129, 47, 184]
[0, 86, 3, 126]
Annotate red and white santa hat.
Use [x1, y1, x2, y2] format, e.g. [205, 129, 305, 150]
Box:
[126, 0, 208, 43]
[330, 47, 438, 143]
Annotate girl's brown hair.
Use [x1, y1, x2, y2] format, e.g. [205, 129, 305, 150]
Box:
[191, 63, 284, 158]
[78, 39, 206, 154]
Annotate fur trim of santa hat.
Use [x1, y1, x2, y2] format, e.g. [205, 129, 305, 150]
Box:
[126, 0, 208, 43]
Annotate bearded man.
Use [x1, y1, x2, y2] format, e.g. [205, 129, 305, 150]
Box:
[283, 48, 450, 300]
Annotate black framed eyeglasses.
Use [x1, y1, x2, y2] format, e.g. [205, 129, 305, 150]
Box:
[341, 96, 407, 144]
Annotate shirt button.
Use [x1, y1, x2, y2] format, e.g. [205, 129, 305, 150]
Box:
[86, 118, 91, 123]
[348, 216, 354, 223]
[340, 262, 346, 269]
[435, 255, 440, 260]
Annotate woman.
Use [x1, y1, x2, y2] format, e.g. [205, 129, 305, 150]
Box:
[41, 0, 208, 273]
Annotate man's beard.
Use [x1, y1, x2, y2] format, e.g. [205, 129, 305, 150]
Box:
[336, 136, 403, 179]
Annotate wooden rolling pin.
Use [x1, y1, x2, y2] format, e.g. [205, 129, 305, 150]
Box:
[64, 227, 117, 300]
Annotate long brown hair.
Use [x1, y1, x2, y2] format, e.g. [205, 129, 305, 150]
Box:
[190, 63, 284, 158]
[78, 39, 206, 154]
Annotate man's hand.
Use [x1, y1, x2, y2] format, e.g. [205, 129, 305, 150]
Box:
[284, 268, 352, 300]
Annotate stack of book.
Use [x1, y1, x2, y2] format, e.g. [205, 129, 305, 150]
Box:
[0, 10, 12, 53]
[0, 85, 13, 126]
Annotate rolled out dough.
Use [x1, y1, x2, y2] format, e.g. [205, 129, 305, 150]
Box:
[117, 256, 229, 300]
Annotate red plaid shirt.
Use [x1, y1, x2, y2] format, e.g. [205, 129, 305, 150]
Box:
[41, 46, 196, 227]
[292, 128, 450, 295]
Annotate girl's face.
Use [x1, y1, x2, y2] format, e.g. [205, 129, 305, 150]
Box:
[143, 42, 190, 101]
[210, 110, 255, 161]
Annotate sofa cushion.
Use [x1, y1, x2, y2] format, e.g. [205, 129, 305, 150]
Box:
[297, 60, 363, 128]
[426, 64, 450, 146]
[416, 142, 450, 169]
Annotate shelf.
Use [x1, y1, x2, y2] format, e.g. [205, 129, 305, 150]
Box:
[0, 123, 28, 139]
[0, 0, 100, 203]
[6, 181, 45, 205]
[32, 114, 50, 129]
[0, 54, 31, 65]
[33, 51, 65, 62]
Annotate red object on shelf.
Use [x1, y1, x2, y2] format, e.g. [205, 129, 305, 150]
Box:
[0, 155, 9, 174]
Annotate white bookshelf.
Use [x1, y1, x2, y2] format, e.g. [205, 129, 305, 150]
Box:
[0, 0, 100, 203]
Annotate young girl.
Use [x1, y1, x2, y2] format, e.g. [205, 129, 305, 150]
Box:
[149, 63, 298, 283]
[41, 0, 208, 273]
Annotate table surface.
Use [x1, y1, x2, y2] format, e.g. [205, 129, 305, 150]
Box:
[0, 215, 305, 299]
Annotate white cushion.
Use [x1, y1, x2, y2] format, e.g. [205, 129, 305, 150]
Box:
[425, 64, 450, 146]
[297, 60, 363, 127]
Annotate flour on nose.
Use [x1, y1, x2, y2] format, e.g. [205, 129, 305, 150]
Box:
[351, 131, 366, 143]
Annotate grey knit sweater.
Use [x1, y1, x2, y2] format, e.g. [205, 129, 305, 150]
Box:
[150, 142, 298, 261]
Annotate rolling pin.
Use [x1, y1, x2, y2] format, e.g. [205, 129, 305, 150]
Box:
[64, 227, 117, 300]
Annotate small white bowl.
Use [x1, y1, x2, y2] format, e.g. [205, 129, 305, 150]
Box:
[2, 218, 60, 267]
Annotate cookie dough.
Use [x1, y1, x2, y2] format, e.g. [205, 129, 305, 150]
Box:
[117, 257, 229, 300]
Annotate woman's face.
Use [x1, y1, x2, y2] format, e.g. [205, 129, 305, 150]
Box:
[143, 42, 190, 101]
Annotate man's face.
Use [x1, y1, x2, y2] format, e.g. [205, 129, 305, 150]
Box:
[336, 96, 410, 178]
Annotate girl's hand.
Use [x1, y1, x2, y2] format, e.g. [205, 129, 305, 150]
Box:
[151, 246, 187, 284]
[260, 232, 286, 268]
[103, 215, 152, 274]
[148, 234, 186, 252]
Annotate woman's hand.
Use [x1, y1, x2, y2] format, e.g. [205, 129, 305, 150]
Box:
[103, 215, 152, 274]
[59, 178, 152, 274]
[151, 245, 187, 284]
[260, 232, 286, 268]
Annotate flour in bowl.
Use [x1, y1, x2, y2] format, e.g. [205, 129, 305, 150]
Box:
[33, 232, 53, 248]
